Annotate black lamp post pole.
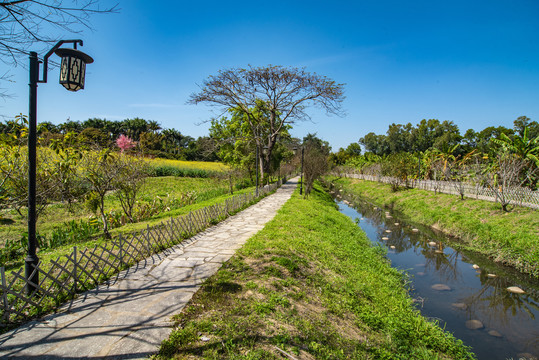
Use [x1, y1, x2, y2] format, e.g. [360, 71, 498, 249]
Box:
[300, 147, 304, 195]
[25, 51, 39, 295]
[255, 146, 259, 197]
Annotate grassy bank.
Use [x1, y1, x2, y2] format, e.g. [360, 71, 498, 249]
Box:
[155, 183, 475, 359]
[329, 177, 539, 277]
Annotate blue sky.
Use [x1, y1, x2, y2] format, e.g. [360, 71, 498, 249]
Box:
[2, 0, 539, 150]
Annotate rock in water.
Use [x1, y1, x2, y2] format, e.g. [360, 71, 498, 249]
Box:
[472, 264, 480, 269]
[451, 303, 467, 310]
[381, 237, 389, 240]
[507, 286, 525, 294]
[431, 284, 451, 291]
[488, 330, 502, 338]
[465, 319, 484, 330]
[487, 273, 497, 278]
[428, 241, 437, 246]
[517, 353, 537, 360]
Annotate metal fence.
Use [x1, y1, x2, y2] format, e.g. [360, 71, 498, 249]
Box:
[0, 177, 286, 328]
[341, 173, 539, 209]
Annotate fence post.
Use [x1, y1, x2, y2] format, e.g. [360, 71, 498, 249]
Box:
[145, 225, 152, 256]
[73, 246, 77, 295]
[119, 234, 124, 268]
[1, 266, 8, 322]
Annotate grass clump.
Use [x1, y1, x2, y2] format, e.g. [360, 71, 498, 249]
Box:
[155, 183, 475, 359]
[329, 177, 539, 277]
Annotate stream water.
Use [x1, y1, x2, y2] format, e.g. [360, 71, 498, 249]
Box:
[331, 189, 539, 360]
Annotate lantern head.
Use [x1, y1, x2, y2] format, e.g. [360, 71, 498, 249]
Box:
[54, 48, 94, 92]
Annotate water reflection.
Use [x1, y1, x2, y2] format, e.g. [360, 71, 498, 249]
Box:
[332, 187, 539, 360]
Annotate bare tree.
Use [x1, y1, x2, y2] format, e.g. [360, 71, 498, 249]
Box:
[82, 148, 122, 237]
[483, 152, 538, 211]
[113, 155, 149, 223]
[0, 0, 118, 66]
[303, 147, 329, 197]
[189, 65, 345, 180]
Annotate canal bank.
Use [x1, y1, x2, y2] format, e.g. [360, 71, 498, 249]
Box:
[325, 178, 539, 360]
[327, 177, 539, 277]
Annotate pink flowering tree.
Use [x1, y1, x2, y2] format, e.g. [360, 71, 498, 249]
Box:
[116, 134, 136, 153]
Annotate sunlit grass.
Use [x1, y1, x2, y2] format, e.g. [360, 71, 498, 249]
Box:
[146, 158, 229, 172]
[157, 182, 475, 359]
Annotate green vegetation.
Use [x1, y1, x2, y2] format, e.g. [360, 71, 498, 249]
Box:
[0, 176, 251, 268]
[0, 117, 220, 162]
[332, 118, 539, 213]
[192, 65, 345, 182]
[156, 183, 475, 359]
[329, 177, 539, 277]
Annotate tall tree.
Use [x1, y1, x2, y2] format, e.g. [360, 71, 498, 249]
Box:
[189, 65, 345, 179]
[359, 132, 389, 156]
[513, 116, 539, 139]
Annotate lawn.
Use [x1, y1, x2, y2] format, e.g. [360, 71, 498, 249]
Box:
[156, 182, 475, 359]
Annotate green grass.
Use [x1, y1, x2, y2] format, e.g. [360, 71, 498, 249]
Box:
[0, 176, 252, 268]
[328, 177, 539, 277]
[145, 158, 229, 173]
[155, 183, 475, 359]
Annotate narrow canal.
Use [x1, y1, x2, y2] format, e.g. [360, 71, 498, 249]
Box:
[332, 189, 539, 360]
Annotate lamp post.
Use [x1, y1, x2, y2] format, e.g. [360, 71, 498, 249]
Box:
[263, 146, 268, 185]
[255, 146, 259, 197]
[293, 147, 304, 195]
[300, 147, 304, 195]
[26, 40, 93, 295]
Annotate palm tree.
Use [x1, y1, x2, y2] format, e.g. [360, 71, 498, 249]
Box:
[147, 120, 162, 134]
[491, 126, 539, 166]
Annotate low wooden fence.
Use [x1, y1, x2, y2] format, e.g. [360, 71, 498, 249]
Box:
[342, 173, 539, 209]
[0, 177, 286, 328]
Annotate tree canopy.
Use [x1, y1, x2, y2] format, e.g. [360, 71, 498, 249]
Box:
[189, 65, 345, 178]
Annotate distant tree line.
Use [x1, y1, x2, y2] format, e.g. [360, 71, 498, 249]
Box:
[331, 116, 539, 210]
[0, 117, 219, 162]
[355, 116, 538, 158]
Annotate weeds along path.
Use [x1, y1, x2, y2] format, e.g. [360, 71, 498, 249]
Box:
[0, 178, 299, 359]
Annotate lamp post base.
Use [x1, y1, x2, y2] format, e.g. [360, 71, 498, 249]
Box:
[24, 255, 39, 296]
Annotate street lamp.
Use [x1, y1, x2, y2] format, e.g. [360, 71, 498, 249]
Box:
[293, 147, 304, 195]
[255, 146, 259, 197]
[26, 40, 93, 295]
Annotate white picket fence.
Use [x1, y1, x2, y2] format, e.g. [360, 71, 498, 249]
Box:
[0, 177, 287, 328]
[341, 173, 539, 209]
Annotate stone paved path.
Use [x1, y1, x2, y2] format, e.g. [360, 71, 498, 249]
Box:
[0, 178, 298, 359]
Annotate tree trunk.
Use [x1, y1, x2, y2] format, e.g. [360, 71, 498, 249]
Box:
[99, 198, 110, 238]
